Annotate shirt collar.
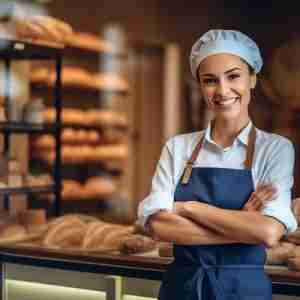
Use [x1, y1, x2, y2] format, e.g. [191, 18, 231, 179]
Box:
[204, 120, 253, 147]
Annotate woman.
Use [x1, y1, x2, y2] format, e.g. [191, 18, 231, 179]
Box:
[138, 30, 297, 299]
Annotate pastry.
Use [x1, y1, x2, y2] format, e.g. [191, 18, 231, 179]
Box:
[120, 234, 157, 254]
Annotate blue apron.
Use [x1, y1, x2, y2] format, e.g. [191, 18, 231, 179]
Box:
[158, 127, 272, 300]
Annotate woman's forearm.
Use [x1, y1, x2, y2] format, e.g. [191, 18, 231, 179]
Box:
[148, 211, 239, 245]
[181, 202, 285, 247]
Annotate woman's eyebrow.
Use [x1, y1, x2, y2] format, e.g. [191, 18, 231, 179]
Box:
[199, 67, 242, 77]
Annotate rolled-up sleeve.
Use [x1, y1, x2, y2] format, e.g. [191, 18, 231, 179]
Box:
[137, 139, 175, 229]
[260, 138, 297, 234]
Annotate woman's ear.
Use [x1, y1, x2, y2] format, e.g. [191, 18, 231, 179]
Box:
[250, 73, 257, 89]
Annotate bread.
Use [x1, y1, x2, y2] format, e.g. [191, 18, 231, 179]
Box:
[18, 209, 46, 226]
[61, 180, 82, 200]
[33, 135, 55, 149]
[94, 144, 128, 161]
[101, 226, 135, 249]
[87, 130, 100, 144]
[82, 223, 119, 250]
[83, 177, 116, 198]
[43, 216, 87, 247]
[94, 73, 129, 92]
[0, 224, 27, 240]
[266, 242, 296, 264]
[87, 110, 128, 128]
[15, 15, 73, 45]
[67, 32, 115, 53]
[31, 68, 50, 84]
[120, 234, 157, 254]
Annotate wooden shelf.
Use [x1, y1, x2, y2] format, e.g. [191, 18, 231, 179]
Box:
[0, 38, 63, 60]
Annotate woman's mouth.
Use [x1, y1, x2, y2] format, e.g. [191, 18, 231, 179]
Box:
[214, 97, 239, 108]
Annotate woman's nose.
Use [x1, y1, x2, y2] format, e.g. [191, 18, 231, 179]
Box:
[216, 80, 230, 96]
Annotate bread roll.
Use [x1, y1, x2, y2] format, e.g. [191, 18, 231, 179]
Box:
[120, 234, 157, 254]
[266, 242, 296, 264]
[94, 73, 129, 92]
[94, 144, 128, 161]
[31, 67, 50, 84]
[15, 15, 73, 45]
[61, 180, 82, 200]
[18, 209, 46, 226]
[33, 135, 55, 149]
[0, 224, 27, 241]
[87, 110, 128, 128]
[83, 177, 116, 198]
[68, 32, 115, 53]
[87, 130, 100, 144]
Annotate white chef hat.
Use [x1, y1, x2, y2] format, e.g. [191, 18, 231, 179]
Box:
[190, 29, 263, 79]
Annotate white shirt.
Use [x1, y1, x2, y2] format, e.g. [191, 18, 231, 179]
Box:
[137, 121, 297, 234]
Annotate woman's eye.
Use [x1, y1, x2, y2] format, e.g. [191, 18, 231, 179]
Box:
[203, 78, 217, 85]
[228, 73, 240, 80]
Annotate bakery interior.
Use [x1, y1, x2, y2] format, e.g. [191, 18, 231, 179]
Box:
[0, 1, 300, 299]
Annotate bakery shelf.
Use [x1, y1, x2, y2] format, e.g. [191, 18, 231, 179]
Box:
[0, 38, 63, 60]
[0, 185, 56, 196]
[0, 122, 57, 134]
[31, 81, 129, 96]
[63, 45, 127, 59]
[60, 123, 128, 132]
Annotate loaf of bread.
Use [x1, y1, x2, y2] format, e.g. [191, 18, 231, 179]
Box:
[32, 135, 55, 149]
[87, 110, 128, 128]
[266, 242, 296, 264]
[94, 73, 129, 92]
[15, 15, 73, 45]
[120, 234, 157, 254]
[67, 32, 115, 53]
[94, 144, 128, 161]
[0, 224, 27, 240]
[82, 223, 120, 250]
[43, 216, 87, 247]
[61, 180, 82, 200]
[83, 176, 116, 199]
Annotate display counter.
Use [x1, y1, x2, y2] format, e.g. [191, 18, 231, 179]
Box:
[0, 243, 300, 299]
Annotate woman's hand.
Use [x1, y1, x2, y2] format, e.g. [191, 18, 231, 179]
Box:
[243, 184, 277, 212]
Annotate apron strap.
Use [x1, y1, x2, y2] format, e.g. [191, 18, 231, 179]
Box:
[181, 135, 204, 184]
[181, 124, 256, 184]
[244, 125, 256, 170]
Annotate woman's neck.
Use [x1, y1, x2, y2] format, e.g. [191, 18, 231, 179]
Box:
[211, 117, 250, 148]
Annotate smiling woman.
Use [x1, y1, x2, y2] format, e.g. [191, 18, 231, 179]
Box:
[138, 29, 297, 300]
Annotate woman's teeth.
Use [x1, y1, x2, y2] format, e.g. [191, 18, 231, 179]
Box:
[215, 98, 238, 107]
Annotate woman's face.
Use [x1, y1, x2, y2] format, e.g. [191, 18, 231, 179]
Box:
[197, 53, 257, 123]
